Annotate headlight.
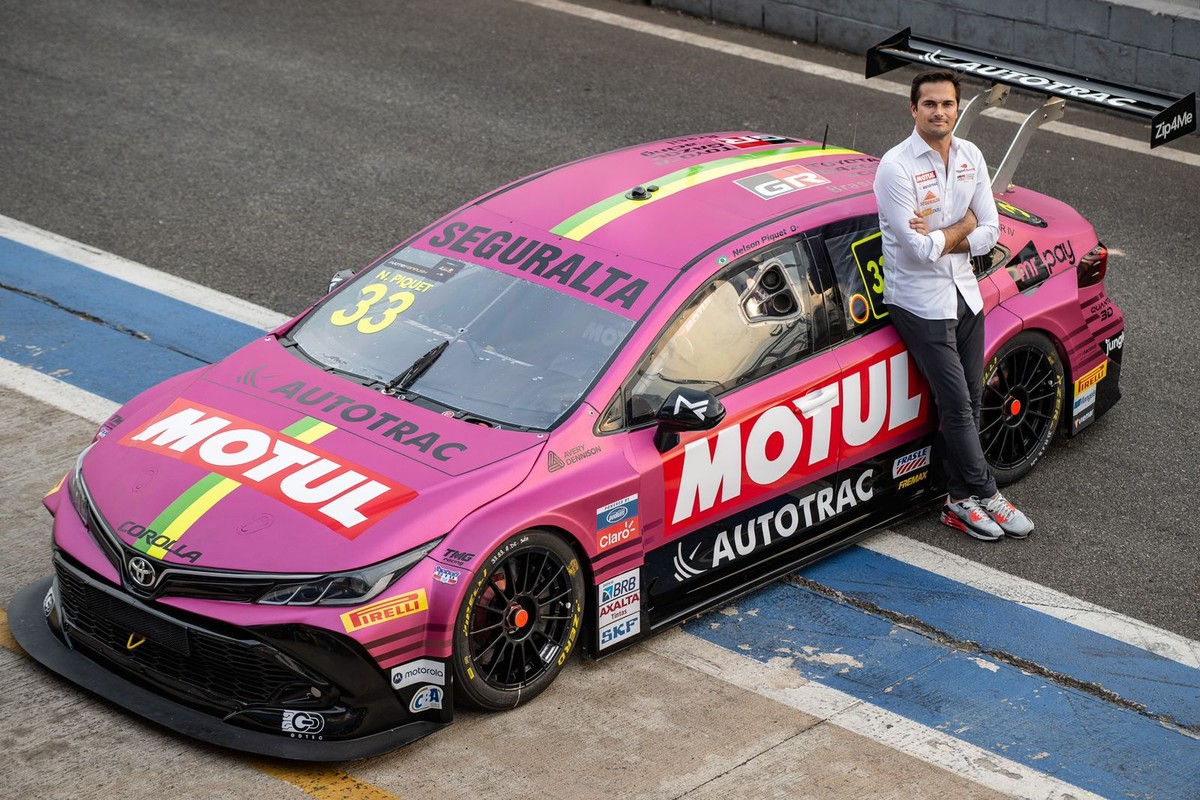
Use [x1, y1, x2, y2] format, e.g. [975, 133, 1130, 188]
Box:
[69, 446, 93, 523]
[256, 536, 445, 606]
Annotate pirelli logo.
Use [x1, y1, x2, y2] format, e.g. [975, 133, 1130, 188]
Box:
[1074, 362, 1107, 395]
[341, 589, 428, 632]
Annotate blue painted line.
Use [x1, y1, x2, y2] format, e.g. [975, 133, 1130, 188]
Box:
[685, 572, 1200, 799]
[802, 546, 1200, 730]
[0, 238, 262, 401]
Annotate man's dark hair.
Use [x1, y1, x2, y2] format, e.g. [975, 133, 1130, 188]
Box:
[910, 69, 962, 107]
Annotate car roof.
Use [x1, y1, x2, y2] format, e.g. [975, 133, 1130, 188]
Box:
[474, 132, 880, 270]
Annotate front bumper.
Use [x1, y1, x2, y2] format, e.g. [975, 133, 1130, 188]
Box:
[9, 560, 449, 760]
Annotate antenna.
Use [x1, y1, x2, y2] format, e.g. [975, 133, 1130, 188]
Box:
[821, 124, 829, 150]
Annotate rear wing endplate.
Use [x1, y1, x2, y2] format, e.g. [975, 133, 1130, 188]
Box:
[867, 29, 1196, 176]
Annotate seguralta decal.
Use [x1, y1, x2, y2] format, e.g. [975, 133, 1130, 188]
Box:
[663, 343, 926, 536]
[123, 399, 417, 541]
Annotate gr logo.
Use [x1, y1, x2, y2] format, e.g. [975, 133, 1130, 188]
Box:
[735, 166, 830, 199]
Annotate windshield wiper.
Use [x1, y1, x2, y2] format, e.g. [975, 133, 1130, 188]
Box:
[384, 339, 449, 395]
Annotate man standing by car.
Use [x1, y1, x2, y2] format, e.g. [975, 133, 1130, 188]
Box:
[873, 69, 1034, 541]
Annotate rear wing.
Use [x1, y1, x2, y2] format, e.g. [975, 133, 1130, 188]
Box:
[866, 29, 1197, 191]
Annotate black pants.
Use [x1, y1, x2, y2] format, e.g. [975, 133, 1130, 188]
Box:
[888, 294, 997, 500]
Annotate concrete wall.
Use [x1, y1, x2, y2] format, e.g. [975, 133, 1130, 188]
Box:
[640, 0, 1200, 100]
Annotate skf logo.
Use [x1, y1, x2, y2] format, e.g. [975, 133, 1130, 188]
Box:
[341, 589, 428, 632]
[124, 400, 417, 539]
[1074, 362, 1108, 394]
[735, 165, 830, 199]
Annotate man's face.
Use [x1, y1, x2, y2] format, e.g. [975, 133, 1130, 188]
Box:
[911, 80, 958, 142]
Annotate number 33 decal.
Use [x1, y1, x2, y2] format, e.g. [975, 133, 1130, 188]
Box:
[331, 283, 414, 334]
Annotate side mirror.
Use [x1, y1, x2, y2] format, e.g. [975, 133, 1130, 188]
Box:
[328, 268, 357, 295]
[653, 388, 726, 453]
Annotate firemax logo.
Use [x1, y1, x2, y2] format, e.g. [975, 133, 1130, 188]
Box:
[124, 400, 417, 538]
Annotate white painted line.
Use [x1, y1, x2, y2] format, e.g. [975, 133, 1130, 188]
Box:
[0, 214, 289, 331]
[0, 358, 116, 425]
[863, 532, 1200, 670]
[644, 628, 1102, 800]
[516, 0, 1200, 169]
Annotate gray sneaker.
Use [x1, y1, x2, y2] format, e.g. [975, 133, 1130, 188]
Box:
[982, 492, 1034, 538]
[941, 497, 1004, 541]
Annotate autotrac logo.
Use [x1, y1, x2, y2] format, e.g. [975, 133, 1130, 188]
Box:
[672, 470, 874, 583]
[663, 344, 926, 535]
[124, 400, 417, 538]
[239, 367, 468, 463]
[423, 222, 650, 311]
[919, 49, 1141, 109]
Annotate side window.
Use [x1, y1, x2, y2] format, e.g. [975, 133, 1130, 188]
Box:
[625, 240, 820, 425]
[822, 216, 890, 337]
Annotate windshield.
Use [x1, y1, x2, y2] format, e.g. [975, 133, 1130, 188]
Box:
[290, 247, 636, 429]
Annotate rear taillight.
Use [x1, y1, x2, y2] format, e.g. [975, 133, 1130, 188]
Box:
[1078, 243, 1108, 287]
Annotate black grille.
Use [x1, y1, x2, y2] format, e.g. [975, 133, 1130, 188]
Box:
[55, 558, 321, 711]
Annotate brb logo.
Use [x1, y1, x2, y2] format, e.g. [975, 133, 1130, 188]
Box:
[735, 165, 830, 199]
[663, 345, 929, 536]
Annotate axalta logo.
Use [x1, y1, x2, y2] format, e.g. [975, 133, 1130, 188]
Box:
[664, 346, 927, 534]
[341, 589, 428, 632]
[124, 400, 416, 538]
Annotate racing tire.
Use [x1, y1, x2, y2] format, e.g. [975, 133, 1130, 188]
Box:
[452, 529, 584, 711]
[979, 331, 1064, 485]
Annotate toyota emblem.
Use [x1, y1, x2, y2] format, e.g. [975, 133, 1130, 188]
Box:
[127, 556, 157, 589]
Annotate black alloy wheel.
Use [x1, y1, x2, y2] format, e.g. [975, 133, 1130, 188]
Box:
[979, 331, 1064, 485]
[453, 530, 584, 710]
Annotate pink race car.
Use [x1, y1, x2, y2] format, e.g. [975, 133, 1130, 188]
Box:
[14, 36, 1188, 759]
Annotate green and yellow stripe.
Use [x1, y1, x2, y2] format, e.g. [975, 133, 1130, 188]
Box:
[137, 416, 337, 560]
[551, 145, 859, 241]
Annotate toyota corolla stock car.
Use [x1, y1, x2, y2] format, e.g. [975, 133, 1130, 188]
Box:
[14, 36, 1185, 760]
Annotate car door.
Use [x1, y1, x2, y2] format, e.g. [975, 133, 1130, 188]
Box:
[609, 235, 851, 627]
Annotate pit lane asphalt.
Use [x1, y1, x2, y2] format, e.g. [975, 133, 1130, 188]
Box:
[3, 0, 1195, 641]
[0, 0, 1197, 792]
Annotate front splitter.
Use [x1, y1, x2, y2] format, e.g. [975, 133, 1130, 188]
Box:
[8, 577, 445, 761]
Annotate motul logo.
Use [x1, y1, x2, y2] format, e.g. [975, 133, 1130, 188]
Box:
[124, 400, 416, 538]
[665, 345, 928, 534]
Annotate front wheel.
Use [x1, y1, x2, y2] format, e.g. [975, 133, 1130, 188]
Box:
[453, 530, 584, 710]
[980, 331, 1064, 485]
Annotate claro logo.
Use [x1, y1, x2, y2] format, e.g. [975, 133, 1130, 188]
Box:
[124, 400, 417, 538]
[664, 345, 928, 534]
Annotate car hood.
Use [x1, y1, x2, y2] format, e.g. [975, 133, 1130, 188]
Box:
[81, 336, 545, 573]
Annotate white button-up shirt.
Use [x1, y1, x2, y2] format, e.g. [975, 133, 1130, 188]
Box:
[873, 128, 999, 320]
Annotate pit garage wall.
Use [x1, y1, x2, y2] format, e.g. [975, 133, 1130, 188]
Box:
[638, 0, 1200, 99]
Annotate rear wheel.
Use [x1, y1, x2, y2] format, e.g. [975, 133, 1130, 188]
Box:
[453, 530, 584, 710]
[980, 331, 1064, 485]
